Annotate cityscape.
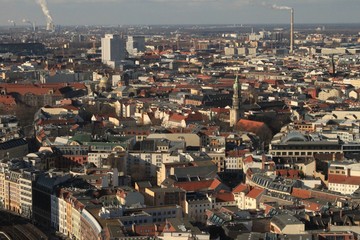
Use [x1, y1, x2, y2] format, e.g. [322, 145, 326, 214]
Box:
[0, 0, 360, 240]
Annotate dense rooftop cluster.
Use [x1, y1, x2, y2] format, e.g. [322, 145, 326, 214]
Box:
[0, 24, 360, 239]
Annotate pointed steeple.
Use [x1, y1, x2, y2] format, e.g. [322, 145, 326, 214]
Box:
[230, 73, 242, 127]
[232, 74, 241, 110]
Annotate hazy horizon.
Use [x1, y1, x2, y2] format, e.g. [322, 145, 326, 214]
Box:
[0, 0, 359, 26]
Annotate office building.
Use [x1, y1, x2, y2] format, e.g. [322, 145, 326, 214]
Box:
[126, 35, 146, 55]
[101, 34, 126, 68]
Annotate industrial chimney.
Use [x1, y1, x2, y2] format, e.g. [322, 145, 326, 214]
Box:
[46, 22, 54, 31]
[290, 8, 294, 54]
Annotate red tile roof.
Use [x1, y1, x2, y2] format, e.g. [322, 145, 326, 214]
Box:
[246, 188, 264, 199]
[133, 223, 164, 236]
[227, 149, 249, 158]
[70, 124, 80, 131]
[0, 95, 16, 105]
[209, 178, 222, 190]
[291, 188, 311, 199]
[169, 112, 203, 123]
[68, 83, 87, 90]
[9, 87, 56, 96]
[1, 83, 86, 97]
[301, 199, 323, 212]
[328, 174, 360, 185]
[243, 155, 255, 164]
[215, 190, 235, 202]
[210, 108, 230, 114]
[263, 203, 275, 215]
[185, 112, 203, 122]
[232, 183, 249, 194]
[169, 113, 186, 122]
[236, 119, 266, 134]
[174, 179, 222, 192]
[196, 75, 212, 80]
[1, 83, 63, 96]
[276, 169, 300, 179]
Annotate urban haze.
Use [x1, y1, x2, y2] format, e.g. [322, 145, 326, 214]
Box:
[0, 0, 360, 240]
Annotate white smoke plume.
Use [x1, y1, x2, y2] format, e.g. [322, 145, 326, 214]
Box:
[36, 0, 53, 23]
[272, 4, 292, 10]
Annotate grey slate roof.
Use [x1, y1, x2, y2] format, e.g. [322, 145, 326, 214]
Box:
[0, 138, 27, 150]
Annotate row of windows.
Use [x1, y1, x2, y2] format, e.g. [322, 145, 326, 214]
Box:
[20, 192, 32, 198]
[272, 145, 341, 150]
[271, 151, 332, 156]
[329, 170, 345, 174]
[20, 197, 32, 203]
[151, 211, 176, 216]
[330, 183, 358, 188]
[123, 219, 148, 225]
[193, 209, 207, 213]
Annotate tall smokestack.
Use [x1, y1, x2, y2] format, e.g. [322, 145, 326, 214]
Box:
[47, 22, 54, 31]
[36, 0, 54, 31]
[290, 8, 294, 54]
[271, 4, 294, 54]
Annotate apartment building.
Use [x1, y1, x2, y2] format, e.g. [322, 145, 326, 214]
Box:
[157, 159, 218, 186]
[328, 162, 360, 194]
[52, 188, 102, 240]
[0, 159, 37, 218]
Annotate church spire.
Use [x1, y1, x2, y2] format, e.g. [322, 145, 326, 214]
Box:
[230, 73, 242, 127]
[233, 74, 241, 110]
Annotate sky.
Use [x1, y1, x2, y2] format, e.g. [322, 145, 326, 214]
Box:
[0, 0, 359, 26]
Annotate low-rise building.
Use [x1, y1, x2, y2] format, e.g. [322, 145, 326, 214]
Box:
[244, 188, 265, 210]
[270, 214, 305, 235]
[162, 218, 210, 240]
[144, 187, 186, 208]
[328, 162, 360, 194]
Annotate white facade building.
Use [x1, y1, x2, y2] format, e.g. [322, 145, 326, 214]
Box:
[328, 162, 360, 195]
[88, 152, 111, 167]
[101, 34, 126, 68]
